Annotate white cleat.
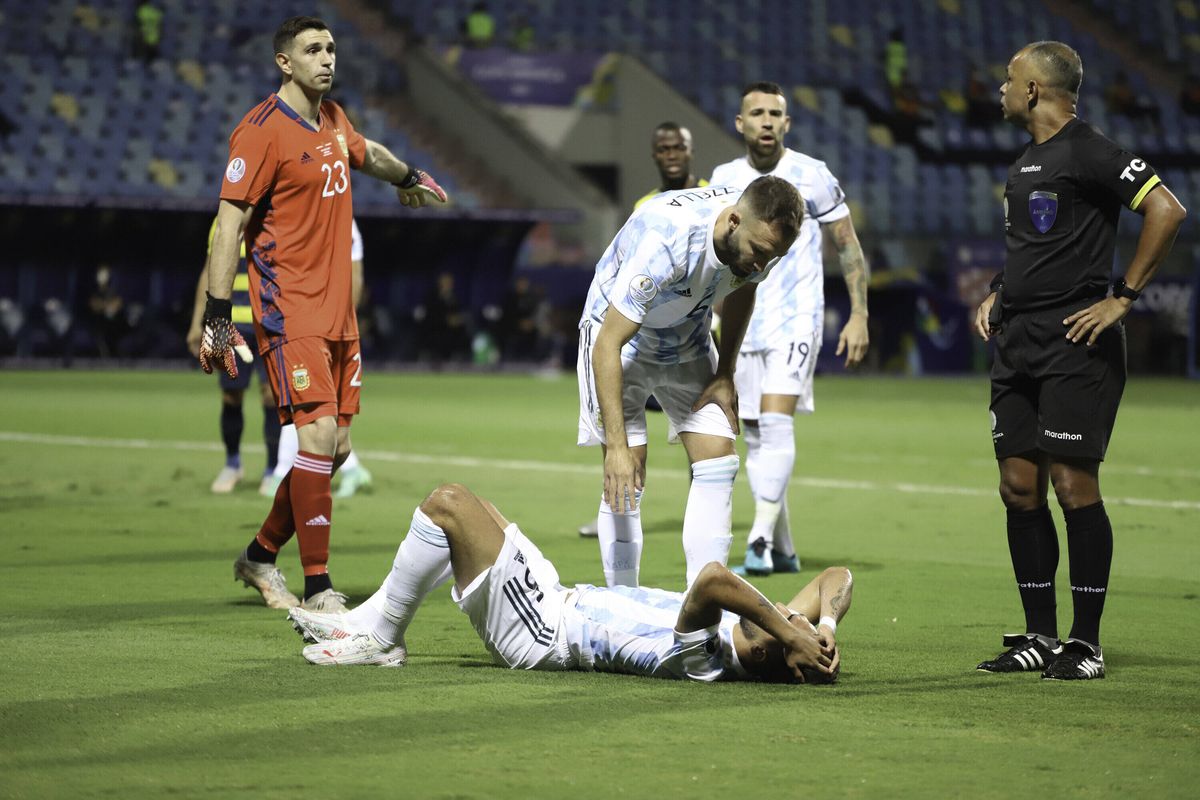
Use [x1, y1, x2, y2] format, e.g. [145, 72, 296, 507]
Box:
[334, 465, 373, 499]
[211, 465, 244, 494]
[302, 633, 407, 667]
[288, 606, 362, 644]
[301, 588, 350, 614]
[233, 551, 299, 610]
[259, 473, 283, 498]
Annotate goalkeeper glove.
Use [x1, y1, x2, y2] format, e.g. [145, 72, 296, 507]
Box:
[198, 292, 252, 378]
[395, 166, 448, 207]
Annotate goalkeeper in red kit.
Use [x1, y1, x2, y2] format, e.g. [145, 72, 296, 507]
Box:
[199, 15, 447, 612]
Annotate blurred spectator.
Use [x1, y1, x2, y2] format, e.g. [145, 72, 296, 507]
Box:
[1104, 70, 1160, 130]
[417, 272, 470, 363]
[462, 2, 495, 49]
[85, 264, 126, 358]
[132, 1, 163, 63]
[499, 276, 542, 361]
[890, 70, 928, 143]
[0, 107, 15, 141]
[965, 67, 998, 128]
[1180, 73, 1200, 116]
[883, 28, 907, 90]
[509, 13, 535, 52]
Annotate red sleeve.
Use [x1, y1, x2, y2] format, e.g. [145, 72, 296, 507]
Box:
[327, 101, 367, 170]
[220, 122, 277, 205]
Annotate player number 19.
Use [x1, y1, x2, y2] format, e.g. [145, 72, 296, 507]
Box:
[321, 161, 348, 197]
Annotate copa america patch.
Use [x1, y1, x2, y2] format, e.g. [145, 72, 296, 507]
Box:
[628, 274, 657, 305]
[292, 366, 310, 391]
[225, 157, 246, 183]
[1028, 190, 1058, 233]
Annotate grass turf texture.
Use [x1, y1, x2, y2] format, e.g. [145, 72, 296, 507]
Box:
[1, 369, 1197, 799]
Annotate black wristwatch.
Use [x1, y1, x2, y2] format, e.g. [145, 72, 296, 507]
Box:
[1112, 278, 1141, 302]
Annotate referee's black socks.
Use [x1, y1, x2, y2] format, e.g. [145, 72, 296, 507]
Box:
[1006, 505, 1059, 639]
[1064, 501, 1113, 647]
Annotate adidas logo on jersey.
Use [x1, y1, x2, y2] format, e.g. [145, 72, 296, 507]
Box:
[306, 515, 331, 526]
[300, 152, 313, 164]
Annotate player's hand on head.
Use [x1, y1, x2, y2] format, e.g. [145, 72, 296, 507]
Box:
[395, 167, 448, 208]
[198, 293, 250, 379]
[693, 373, 740, 434]
[1063, 297, 1129, 346]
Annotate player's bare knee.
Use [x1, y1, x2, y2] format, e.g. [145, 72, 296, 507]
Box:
[998, 478, 1039, 510]
[420, 483, 473, 524]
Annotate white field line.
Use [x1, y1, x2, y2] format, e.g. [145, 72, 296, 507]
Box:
[2, 431, 1198, 511]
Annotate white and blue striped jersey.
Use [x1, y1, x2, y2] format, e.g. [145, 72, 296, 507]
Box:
[561, 584, 748, 682]
[579, 186, 775, 365]
[710, 149, 849, 352]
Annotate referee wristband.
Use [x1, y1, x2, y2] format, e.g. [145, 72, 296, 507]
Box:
[819, 616, 838, 633]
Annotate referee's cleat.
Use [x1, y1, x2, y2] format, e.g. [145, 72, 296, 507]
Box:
[976, 633, 1062, 673]
[302, 633, 407, 667]
[1042, 638, 1105, 681]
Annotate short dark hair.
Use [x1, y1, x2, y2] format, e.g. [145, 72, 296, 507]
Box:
[741, 81, 784, 98]
[274, 16, 329, 56]
[742, 175, 804, 243]
[652, 121, 690, 146]
[1024, 41, 1083, 99]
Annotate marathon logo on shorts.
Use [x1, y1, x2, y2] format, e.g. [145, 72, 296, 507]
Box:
[292, 366, 310, 392]
[629, 274, 657, 306]
[1028, 191, 1058, 233]
[225, 157, 246, 183]
[1044, 428, 1082, 442]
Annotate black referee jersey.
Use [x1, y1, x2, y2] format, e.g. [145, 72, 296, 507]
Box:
[1001, 117, 1162, 312]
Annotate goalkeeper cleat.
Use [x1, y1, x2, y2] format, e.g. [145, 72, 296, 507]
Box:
[578, 517, 599, 538]
[334, 464, 373, 499]
[1041, 639, 1105, 681]
[233, 551, 299, 610]
[740, 537, 773, 576]
[302, 633, 407, 667]
[289, 606, 362, 644]
[211, 465, 244, 494]
[976, 633, 1062, 673]
[301, 588, 349, 614]
[771, 550, 800, 573]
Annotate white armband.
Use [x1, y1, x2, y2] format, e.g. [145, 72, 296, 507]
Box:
[819, 615, 838, 633]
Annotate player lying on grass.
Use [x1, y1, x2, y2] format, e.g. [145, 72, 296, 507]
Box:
[288, 483, 853, 683]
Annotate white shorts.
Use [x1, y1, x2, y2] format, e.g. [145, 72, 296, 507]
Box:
[735, 311, 822, 420]
[577, 319, 736, 447]
[452, 524, 575, 671]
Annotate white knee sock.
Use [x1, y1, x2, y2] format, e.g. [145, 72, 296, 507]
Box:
[274, 424, 299, 478]
[366, 507, 453, 647]
[683, 454, 740, 586]
[597, 490, 643, 586]
[743, 422, 762, 497]
[747, 413, 794, 548]
[772, 495, 795, 557]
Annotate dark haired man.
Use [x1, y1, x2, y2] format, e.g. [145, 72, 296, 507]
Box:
[199, 16, 448, 612]
[577, 176, 802, 589]
[975, 42, 1186, 680]
[711, 81, 870, 577]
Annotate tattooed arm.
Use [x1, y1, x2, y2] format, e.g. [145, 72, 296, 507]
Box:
[822, 216, 870, 367]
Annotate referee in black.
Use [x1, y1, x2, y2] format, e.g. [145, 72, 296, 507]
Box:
[974, 42, 1186, 680]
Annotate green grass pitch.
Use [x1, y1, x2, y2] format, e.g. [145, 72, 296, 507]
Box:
[1, 369, 1197, 798]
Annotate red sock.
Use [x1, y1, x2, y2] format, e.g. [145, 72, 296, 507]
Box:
[291, 451, 334, 577]
[255, 470, 295, 552]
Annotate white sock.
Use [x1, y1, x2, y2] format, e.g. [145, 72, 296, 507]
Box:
[746, 413, 794, 548]
[772, 495, 796, 558]
[368, 507, 453, 647]
[683, 454, 740, 586]
[274, 424, 299, 479]
[341, 449, 361, 472]
[742, 422, 762, 497]
[597, 490, 643, 586]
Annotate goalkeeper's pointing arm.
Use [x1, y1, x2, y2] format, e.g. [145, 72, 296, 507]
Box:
[359, 139, 448, 208]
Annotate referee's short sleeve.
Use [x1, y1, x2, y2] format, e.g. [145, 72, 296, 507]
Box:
[1079, 127, 1161, 211]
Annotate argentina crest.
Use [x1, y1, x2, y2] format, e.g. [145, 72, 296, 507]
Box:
[1028, 190, 1058, 233]
[292, 366, 310, 391]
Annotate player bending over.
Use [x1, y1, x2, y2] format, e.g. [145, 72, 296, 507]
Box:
[288, 483, 853, 683]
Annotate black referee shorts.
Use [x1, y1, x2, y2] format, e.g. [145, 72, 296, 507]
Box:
[989, 299, 1126, 461]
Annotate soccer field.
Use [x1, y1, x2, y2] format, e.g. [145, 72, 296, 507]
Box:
[2, 369, 1198, 798]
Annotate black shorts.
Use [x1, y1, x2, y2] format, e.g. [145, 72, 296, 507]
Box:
[218, 324, 268, 392]
[989, 300, 1126, 461]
